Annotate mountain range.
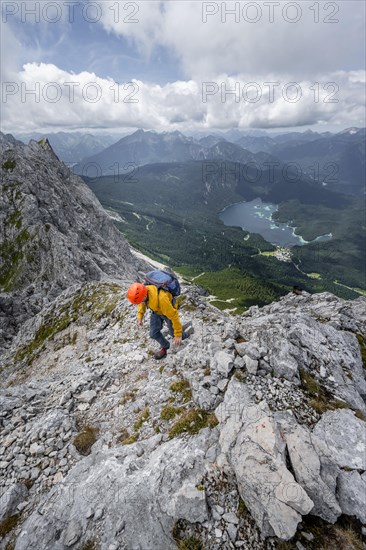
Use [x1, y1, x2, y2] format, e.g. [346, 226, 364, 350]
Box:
[72, 128, 365, 197]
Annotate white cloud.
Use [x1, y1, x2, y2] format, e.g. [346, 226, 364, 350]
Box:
[1, 1, 364, 132]
[1, 62, 365, 133]
[98, 0, 365, 79]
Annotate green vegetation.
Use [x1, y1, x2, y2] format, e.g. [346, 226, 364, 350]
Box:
[283, 515, 365, 550]
[0, 514, 20, 536]
[170, 379, 192, 402]
[168, 409, 218, 438]
[0, 180, 35, 292]
[237, 497, 248, 517]
[81, 540, 99, 550]
[119, 390, 137, 405]
[274, 199, 365, 293]
[356, 334, 366, 369]
[14, 283, 120, 365]
[160, 404, 182, 420]
[121, 432, 139, 445]
[193, 267, 287, 312]
[234, 370, 247, 383]
[172, 521, 203, 550]
[299, 369, 353, 414]
[73, 425, 98, 455]
[0, 228, 32, 291]
[2, 159, 16, 171]
[85, 160, 364, 310]
[134, 407, 150, 431]
[355, 409, 366, 421]
[176, 537, 203, 550]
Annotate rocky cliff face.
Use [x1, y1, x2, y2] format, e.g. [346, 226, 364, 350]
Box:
[0, 133, 143, 349]
[1, 283, 365, 549]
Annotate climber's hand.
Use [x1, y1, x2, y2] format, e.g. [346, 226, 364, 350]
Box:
[174, 337, 182, 347]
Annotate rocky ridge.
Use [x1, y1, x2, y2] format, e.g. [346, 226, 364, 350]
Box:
[0, 133, 144, 349]
[1, 284, 365, 550]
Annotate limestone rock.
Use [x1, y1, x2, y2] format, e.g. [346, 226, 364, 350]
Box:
[0, 482, 29, 522]
[212, 350, 234, 377]
[217, 379, 314, 540]
[312, 410, 366, 470]
[337, 471, 366, 523]
[77, 390, 97, 404]
[275, 412, 341, 523]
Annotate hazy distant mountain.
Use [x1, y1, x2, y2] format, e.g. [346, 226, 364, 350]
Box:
[15, 132, 118, 163]
[272, 129, 330, 145]
[271, 128, 365, 195]
[198, 134, 227, 147]
[235, 135, 276, 153]
[74, 129, 207, 176]
[74, 129, 282, 177]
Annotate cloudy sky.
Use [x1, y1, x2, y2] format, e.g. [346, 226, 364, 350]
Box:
[1, 0, 365, 134]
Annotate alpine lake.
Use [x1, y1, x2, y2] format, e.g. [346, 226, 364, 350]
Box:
[219, 198, 333, 247]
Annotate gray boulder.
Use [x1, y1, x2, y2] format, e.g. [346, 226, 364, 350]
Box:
[312, 409, 366, 470]
[275, 412, 341, 523]
[212, 350, 234, 377]
[216, 379, 314, 540]
[0, 482, 29, 522]
[337, 471, 366, 524]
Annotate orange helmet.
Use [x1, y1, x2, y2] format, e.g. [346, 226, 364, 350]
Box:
[127, 283, 148, 304]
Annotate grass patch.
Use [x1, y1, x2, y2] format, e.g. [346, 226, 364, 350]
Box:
[0, 514, 20, 536]
[121, 433, 139, 445]
[119, 391, 137, 406]
[356, 334, 366, 369]
[160, 404, 182, 420]
[0, 228, 32, 292]
[170, 379, 192, 402]
[355, 409, 366, 421]
[308, 397, 349, 415]
[134, 407, 150, 431]
[290, 515, 364, 550]
[168, 409, 218, 439]
[73, 426, 98, 456]
[81, 541, 99, 550]
[183, 304, 197, 311]
[13, 283, 121, 365]
[234, 370, 247, 383]
[2, 159, 16, 171]
[172, 520, 203, 550]
[177, 537, 203, 550]
[237, 497, 248, 517]
[299, 369, 322, 396]
[300, 368, 355, 415]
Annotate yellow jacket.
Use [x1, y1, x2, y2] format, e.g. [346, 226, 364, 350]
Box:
[137, 285, 182, 337]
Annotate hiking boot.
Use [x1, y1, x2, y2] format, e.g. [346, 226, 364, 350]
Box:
[183, 324, 194, 338]
[154, 347, 167, 360]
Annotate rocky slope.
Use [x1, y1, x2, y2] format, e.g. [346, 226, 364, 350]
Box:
[1, 284, 365, 550]
[0, 133, 144, 349]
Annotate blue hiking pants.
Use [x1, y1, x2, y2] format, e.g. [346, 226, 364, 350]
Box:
[149, 312, 189, 349]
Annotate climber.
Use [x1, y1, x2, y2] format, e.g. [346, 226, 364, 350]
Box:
[127, 282, 192, 360]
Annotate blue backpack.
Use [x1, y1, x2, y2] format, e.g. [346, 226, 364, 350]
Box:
[144, 270, 181, 297]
